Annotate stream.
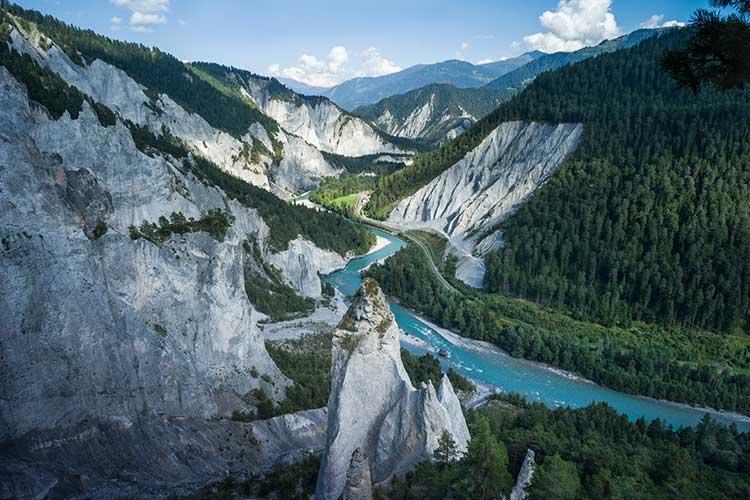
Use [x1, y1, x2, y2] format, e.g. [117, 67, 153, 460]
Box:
[323, 228, 750, 431]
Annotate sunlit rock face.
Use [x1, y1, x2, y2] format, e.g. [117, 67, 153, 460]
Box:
[0, 53, 329, 499]
[242, 77, 408, 158]
[314, 278, 470, 500]
[387, 120, 583, 287]
[6, 20, 345, 194]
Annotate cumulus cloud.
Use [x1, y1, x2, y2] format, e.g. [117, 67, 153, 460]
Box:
[640, 14, 685, 29]
[269, 46, 401, 87]
[520, 0, 621, 53]
[359, 47, 401, 77]
[111, 0, 169, 32]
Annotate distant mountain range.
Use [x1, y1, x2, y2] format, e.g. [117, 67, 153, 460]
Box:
[485, 29, 666, 90]
[283, 52, 543, 110]
[348, 29, 668, 145]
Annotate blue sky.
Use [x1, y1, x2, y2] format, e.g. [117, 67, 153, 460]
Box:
[13, 0, 708, 87]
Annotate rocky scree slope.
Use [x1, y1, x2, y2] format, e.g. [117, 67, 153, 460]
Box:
[387, 121, 583, 287]
[315, 278, 470, 500]
[354, 83, 516, 146]
[0, 18, 358, 499]
[1, 6, 385, 195]
[194, 64, 413, 158]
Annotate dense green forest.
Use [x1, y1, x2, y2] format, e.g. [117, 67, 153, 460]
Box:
[128, 210, 234, 244]
[370, 30, 750, 335]
[387, 394, 750, 500]
[480, 31, 750, 334]
[366, 246, 750, 413]
[4, 3, 278, 139]
[364, 30, 662, 219]
[484, 28, 661, 91]
[190, 394, 750, 499]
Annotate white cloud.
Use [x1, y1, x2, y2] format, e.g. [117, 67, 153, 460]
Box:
[111, 0, 169, 31]
[327, 46, 349, 71]
[662, 20, 686, 28]
[111, 0, 169, 12]
[268, 46, 401, 87]
[477, 58, 494, 64]
[641, 14, 685, 29]
[130, 12, 166, 25]
[520, 0, 621, 53]
[359, 47, 401, 77]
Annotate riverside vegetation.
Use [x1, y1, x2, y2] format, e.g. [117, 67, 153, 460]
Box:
[366, 246, 750, 413]
[367, 31, 750, 339]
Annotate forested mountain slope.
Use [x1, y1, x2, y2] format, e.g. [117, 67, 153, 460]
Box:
[353, 83, 516, 146]
[484, 28, 664, 91]
[312, 53, 541, 110]
[482, 34, 750, 333]
[368, 29, 750, 334]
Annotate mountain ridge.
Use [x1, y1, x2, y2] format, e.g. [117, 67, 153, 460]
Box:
[289, 52, 543, 110]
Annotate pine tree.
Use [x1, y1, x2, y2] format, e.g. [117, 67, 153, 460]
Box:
[466, 416, 513, 500]
[434, 430, 458, 464]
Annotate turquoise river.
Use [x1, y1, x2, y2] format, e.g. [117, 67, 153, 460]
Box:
[323, 228, 750, 432]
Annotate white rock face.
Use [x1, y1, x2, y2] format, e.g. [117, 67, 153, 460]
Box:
[0, 64, 285, 427]
[244, 78, 407, 157]
[395, 94, 435, 138]
[5, 19, 343, 194]
[387, 121, 583, 287]
[0, 57, 331, 497]
[274, 129, 343, 193]
[368, 92, 479, 144]
[315, 279, 470, 500]
[510, 449, 536, 500]
[269, 237, 346, 298]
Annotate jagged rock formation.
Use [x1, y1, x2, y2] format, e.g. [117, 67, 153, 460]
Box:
[0, 409, 328, 500]
[387, 121, 583, 287]
[269, 237, 346, 298]
[242, 75, 408, 157]
[510, 449, 536, 500]
[354, 83, 511, 145]
[342, 449, 374, 500]
[4, 15, 388, 195]
[315, 278, 470, 500]
[0, 46, 334, 497]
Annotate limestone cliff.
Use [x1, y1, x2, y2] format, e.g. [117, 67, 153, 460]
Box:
[0, 53, 329, 498]
[5, 16, 343, 194]
[241, 75, 409, 158]
[387, 121, 583, 287]
[315, 279, 470, 500]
